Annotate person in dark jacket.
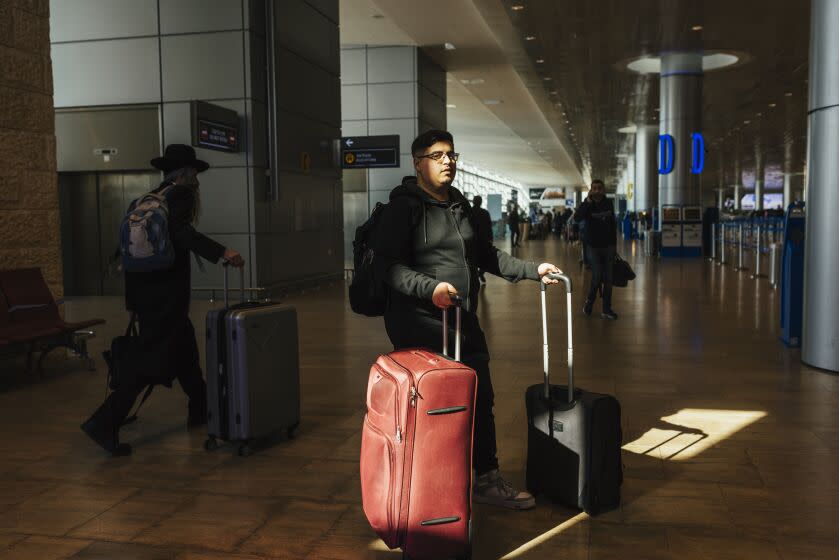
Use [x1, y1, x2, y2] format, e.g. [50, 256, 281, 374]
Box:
[81, 144, 245, 456]
[573, 179, 618, 319]
[507, 201, 521, 247]
[374, 130, 562, 510]
[471, 195, 493, 284]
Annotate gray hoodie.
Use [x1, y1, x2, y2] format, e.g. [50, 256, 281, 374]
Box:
[374, 176, 540, 316]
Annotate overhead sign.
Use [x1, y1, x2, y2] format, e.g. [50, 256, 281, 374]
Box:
[191, 101, 239, 153]
[537, 187, 566, 208]
[197, 120, 238, 152]
[341, 135, 399, 169]
[529, 188, 546, 200]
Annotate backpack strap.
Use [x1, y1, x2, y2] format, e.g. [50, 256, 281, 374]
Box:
[125, 313, 138, 337]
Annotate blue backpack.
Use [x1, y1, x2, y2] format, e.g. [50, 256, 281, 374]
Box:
[119, 186, 175, 272]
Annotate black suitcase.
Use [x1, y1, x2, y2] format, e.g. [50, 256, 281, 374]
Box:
[525, 273, 622, 514]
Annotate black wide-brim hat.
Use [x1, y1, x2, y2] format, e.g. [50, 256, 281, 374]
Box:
[151, 144, 210, 173]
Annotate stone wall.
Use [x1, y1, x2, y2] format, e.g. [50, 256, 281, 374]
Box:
[0, 0, 61, 297]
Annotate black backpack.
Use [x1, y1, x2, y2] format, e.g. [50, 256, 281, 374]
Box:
[349, 202, 389, 316]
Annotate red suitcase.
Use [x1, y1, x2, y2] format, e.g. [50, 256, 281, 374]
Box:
[361, 302, 477, 560]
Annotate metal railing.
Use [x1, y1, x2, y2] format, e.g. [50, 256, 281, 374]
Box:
[713, 217, 784, 273]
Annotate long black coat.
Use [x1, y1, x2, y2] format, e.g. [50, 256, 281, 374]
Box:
[125, 183, 225, 315]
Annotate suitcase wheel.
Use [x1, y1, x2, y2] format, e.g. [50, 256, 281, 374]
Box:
[237, 443, 253, 457]
[204, 437, 219, 452]
[287, 422, 300, 440]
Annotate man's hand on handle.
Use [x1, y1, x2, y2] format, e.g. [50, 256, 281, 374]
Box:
[432, 282, 458, 309]
[223, 248, 245, 268]
[538, 263, 563, 285]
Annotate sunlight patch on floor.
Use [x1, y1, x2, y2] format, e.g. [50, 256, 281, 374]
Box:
[623, 408, 767, 460]
[368, 538, 402, 554]
[500, 512, 589, 559]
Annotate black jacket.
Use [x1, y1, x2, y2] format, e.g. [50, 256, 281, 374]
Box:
[125, 183, 226, 315]
[472, 206, 493, 247]
[375, 176, 539, 318]
[573, 196, 616, 248]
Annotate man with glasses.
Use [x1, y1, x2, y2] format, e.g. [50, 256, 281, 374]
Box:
[373, 129, 563, 510]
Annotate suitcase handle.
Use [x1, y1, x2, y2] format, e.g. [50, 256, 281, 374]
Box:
[540, 273, 574, 403]
[441, 293, 462, 362]
[222, 261, 246, 308]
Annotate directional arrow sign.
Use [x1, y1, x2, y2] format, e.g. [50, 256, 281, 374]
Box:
[341, 135, 399, 169]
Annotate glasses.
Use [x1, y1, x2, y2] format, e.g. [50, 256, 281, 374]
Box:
[416, 151, 459, 163]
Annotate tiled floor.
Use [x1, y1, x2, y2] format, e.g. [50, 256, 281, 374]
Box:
[1, 238, 837, 559]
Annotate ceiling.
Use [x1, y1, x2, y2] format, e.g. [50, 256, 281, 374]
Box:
[340, 0, 811, 195]
[339, 0, 584, 189]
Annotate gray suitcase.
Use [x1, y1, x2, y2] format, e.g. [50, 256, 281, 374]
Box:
[204, 265, 300, 456]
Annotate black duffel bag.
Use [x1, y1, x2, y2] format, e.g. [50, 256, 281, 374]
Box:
[102, 314, 164, 423]
[612, 254, 636, 288]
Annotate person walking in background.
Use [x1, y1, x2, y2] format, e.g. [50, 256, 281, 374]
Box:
[573, 179, 618, 320]
[508, 201, 521, 247]
[472, 195, 493, 284]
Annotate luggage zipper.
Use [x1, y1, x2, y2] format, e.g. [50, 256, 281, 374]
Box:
[364, 416, 396, 531]
[373, 365, 403, 445]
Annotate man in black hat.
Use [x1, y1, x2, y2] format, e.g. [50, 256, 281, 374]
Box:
[81, 144, 245, 456]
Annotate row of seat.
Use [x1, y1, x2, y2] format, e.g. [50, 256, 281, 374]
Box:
[0, 268, 105, 372]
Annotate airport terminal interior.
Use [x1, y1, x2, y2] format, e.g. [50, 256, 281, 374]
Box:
[1, 0, 838, 558]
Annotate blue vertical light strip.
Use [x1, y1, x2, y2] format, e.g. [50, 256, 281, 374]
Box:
[658, 134, 674, 174]
[691, 132, 705, 174]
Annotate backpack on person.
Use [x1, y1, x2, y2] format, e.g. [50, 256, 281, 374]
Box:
[119, 185, 175, 272]
[349, 202, 388, 317]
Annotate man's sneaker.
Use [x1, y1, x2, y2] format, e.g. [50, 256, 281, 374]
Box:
[583, 300, 593, 316]
[473, 469, 535, 510]
[601, 310, 618, 320]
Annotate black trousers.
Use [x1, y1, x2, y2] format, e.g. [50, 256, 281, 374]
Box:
[509, 223, 520, 246]
[385, 308, 499, 475]
[586, 245, 616, 311]
[89, 311, 206, 435]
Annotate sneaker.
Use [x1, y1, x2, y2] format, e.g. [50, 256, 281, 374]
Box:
[583, 300, 593, 316]
[601, 310, 618, 320]
[473, 469, 535, 510]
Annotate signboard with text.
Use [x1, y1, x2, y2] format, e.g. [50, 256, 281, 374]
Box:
[341, 135, 399, 169]
[190, 101, 240, 153]
[197, 119, 238, 152]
